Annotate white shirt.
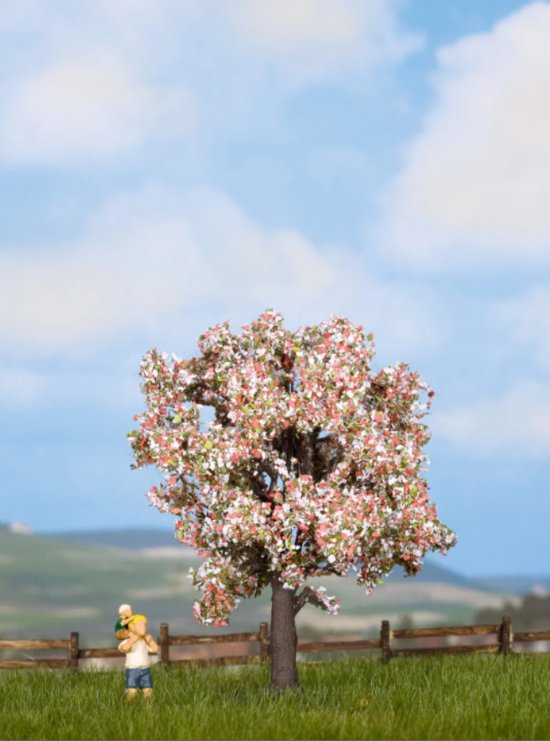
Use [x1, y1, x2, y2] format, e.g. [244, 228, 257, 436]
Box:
[120, 639, 154, 669]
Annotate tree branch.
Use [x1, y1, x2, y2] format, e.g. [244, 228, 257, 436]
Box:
[293, 587, 311, 615]
[293, 586, 327, 615]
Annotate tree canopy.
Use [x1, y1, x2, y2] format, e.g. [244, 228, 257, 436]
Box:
[129, 310, 456, 627]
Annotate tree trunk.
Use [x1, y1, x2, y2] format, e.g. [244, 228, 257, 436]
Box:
[270, 576, 299, 690]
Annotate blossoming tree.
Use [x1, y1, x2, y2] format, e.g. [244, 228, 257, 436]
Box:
[129, 310, 456, 689]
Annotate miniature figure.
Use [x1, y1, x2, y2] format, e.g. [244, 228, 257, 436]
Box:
[116, 603, 158, 701]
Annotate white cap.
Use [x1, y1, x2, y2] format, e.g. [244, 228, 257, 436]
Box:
[118, 603, 132, 614]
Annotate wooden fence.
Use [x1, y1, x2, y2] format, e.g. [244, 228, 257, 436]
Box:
[1, 617, 550, 670]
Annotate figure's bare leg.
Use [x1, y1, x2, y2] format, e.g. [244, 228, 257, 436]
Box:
[125, 689, 138, 703]
[143, 688, 153, 701]
[133, 619, 147, 638]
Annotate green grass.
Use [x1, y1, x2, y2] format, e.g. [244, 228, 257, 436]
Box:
[1, 655, 550, 739]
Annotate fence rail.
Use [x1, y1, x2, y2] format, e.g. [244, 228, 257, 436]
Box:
[1, 617, 550, 670]
[391, 623, 499, 638]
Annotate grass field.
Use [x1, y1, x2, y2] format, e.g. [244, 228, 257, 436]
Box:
[1, 655, 550, 740]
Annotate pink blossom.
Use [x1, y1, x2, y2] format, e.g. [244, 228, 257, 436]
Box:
[129, 310, 456, 625]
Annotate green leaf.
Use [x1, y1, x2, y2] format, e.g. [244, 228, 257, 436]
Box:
[204, 439, 214, 450]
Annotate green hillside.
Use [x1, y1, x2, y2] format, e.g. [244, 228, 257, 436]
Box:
[0, 530, 518, 647]
[43, 527, 180, 551]
[45, 527, 474, 586]
[0, 529, 204, 644]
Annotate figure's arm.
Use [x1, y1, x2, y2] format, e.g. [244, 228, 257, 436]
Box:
[145, 635, 158, 653]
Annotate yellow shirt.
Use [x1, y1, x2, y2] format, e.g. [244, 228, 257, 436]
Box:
[128, 614, 147, 626]
[115, 614, 148, 633]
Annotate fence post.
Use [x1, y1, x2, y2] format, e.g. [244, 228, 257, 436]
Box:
[159, 622, 170, 664]
[381, 620, 392, 662]
[499, 616, 513, 655]
[259, 622, 269, 663]
[69, 631, 79, 670]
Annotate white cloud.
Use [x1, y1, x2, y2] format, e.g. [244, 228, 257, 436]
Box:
[435, 381, 550, 455]
[0, 187, 438, 357]
[227, 0, 421, 80]
[380, 2, 550, 268]
[0, 52, 196, 165]
[494, 286, 550, 370]
[0, 0, 421, 167]
[231, 0, 362, 53]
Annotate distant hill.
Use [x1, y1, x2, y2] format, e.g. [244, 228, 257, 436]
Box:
[43, 528, 178, 551]
[387, 560, 472, 587]
[46, 528, 476, 587]
[0, 529, 203, 645]
[475, 575, 550, 596]
[0, 528, 523, 647]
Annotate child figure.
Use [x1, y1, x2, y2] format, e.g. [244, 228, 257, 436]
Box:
[115, 603, 157, 651]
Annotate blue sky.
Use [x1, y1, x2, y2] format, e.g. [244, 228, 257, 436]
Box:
[1, 0, 549, 577]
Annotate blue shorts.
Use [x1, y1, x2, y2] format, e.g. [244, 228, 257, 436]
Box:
[125, 667, 153, 690]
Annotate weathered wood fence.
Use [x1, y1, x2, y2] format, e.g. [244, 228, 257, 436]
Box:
[0, 624, 270, 670]
[1, 617, 550, 670]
